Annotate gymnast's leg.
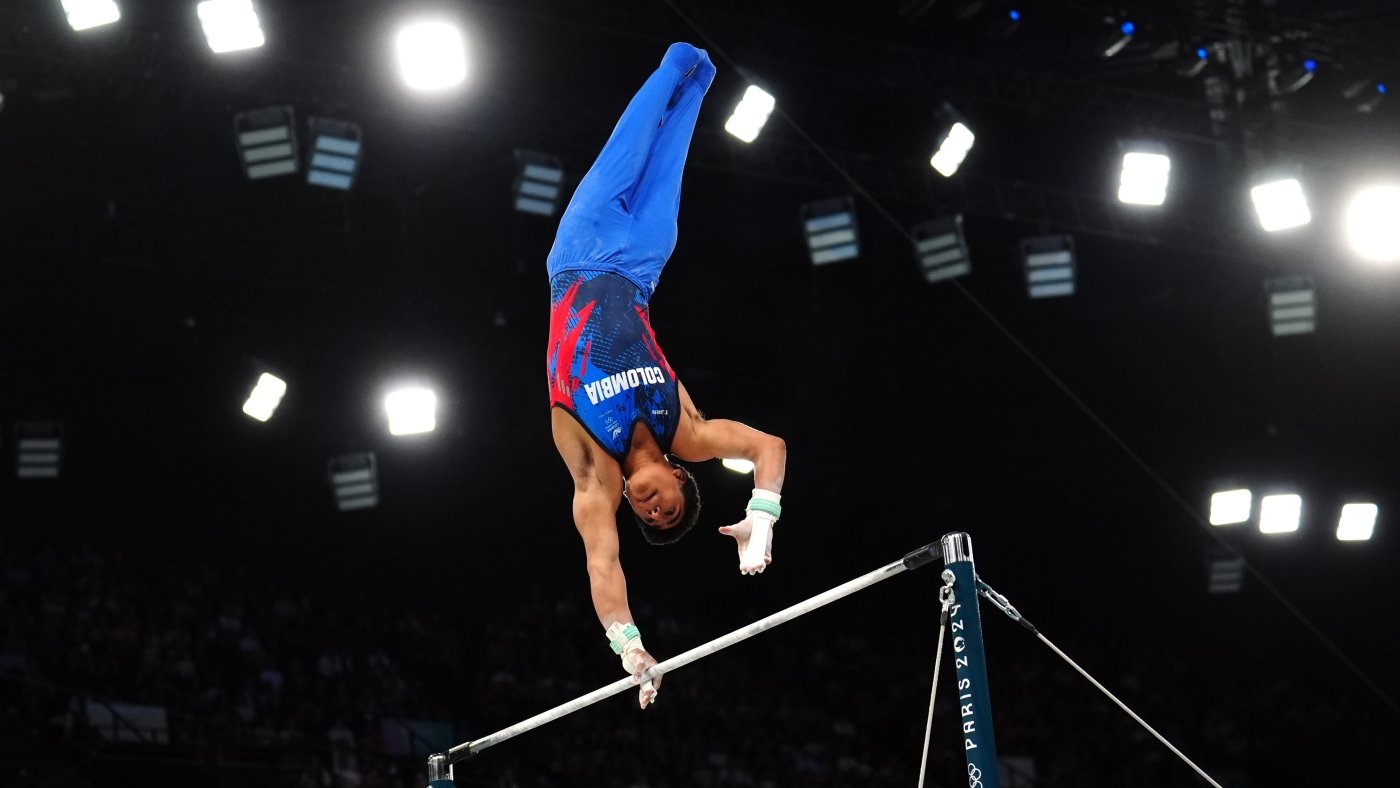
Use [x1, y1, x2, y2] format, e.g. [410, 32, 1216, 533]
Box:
[625, 44, 716, 276]
[547, 43, 716, 290]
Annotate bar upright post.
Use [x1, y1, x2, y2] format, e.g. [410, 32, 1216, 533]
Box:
[942, 531, 1001, 788]
[427, 752, 453, 788]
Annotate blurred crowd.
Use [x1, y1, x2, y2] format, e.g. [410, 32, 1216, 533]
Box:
[0, 541, 1392, 788]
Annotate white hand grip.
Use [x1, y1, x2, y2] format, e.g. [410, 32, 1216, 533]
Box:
[739, 516, 771, 574]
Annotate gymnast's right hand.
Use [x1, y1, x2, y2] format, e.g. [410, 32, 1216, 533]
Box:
[608, 622, 661, 709]
[624, 648, 662, 709]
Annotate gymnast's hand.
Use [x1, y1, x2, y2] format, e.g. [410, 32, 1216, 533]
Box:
[719, 513, 774, 575]
[624, 648, 662, 709]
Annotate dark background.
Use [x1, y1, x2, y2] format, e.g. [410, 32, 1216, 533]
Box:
[2, 1, 1398, 786]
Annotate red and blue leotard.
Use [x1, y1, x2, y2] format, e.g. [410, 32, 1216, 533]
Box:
[545, 43, 714, 461]
[547, 270, 679, 462]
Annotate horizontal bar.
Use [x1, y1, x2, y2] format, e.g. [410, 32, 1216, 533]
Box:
[447, 543, 942, 763]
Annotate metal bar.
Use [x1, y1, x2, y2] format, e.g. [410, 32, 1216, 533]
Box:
[433, 540, 945, 773]
[942, 532, 1001, 788]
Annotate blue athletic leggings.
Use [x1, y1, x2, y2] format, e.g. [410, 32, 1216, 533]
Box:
[546, 42, 716, 301]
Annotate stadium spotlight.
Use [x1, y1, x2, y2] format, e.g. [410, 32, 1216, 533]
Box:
[1206, 549, 1245, 594]
[1021, 235, 1076, 299]
[1337, 503, 1377, 542]
[929, 104, 975, 177]
[197, 0, 264, 53]
[1258, 493, 1302, 534]
[1117, 144, 1171, 206]
[1343, 79, 1387, 114]
[1344, 184, 1400, 264]
[386, 387, 437, 436]
[234, 106, 298, 180]
[802, 196, 860, 265]
[1100, 19, 1135, 59]
[1250, 177, 1311, 232]
[15, 421, 62, 479]
[1209, 488, 1252, 526]
[396, 20, 467, 92]
[724, 85, 776, 144]
[912, 215, 971, 283]
[328, 452, 379, 511]
[1265, 275, 1317, 337]
[721, 458, 755, 474]
[512, 150, 565, 217]
[242, 372, 287, 422]
[61, 1, 120, 31]
[305, 117, 362, 190]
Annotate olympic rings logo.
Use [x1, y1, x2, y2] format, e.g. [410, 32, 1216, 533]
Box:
[967, 763, 984, 788]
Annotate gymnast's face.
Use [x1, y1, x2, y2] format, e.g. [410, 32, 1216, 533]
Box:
[625, 464, 687, 529]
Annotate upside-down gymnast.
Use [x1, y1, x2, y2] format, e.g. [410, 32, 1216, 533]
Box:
[545, 43, 787, 709]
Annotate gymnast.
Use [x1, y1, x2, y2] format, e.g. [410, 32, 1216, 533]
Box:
[544, 42, 787, 709]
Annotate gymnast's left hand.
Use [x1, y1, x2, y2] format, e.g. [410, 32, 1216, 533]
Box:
[719, 514, 774, 575]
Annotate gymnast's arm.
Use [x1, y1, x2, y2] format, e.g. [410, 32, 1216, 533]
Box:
[571, 482, 635, 630]
[553, 410, 637, 629]
[674, 383, 786, 574]
[674, 384, 787, 493]
[693, 419, 787, 492]
[572, 478, 664, 706]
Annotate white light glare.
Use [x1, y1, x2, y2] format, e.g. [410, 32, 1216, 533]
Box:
[930, 122, 975, 177]
[1251, 178, 1311, 231]
[62, 1, 121, 31]
[197, 0, 265, 53]
[1118, 151, 1171, 206]
[1259, 494, 1302, 534]
[1209, 489, 1252, 526]
[724, 85, 776, 144]
[396, 21, 467, 92]
[386, 387, 438, 435]
[1337, 503, 1377, 542]
[242, 373, 287, 422]
[721, 458, 755, 474]
[1345, 184, 1400, 263]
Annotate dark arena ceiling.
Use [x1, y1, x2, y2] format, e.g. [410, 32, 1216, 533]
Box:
[2, 0, 1399, 784]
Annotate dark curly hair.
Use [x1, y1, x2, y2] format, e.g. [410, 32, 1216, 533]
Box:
[634, 458, 702, 546]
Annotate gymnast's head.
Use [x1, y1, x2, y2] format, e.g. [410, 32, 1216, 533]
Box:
[626, 457, 702, 545]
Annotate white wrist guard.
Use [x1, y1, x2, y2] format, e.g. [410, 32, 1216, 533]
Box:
[747, 489, 781, 523]
[606, 622, 646, 673]
[737, 489, 780, 573]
